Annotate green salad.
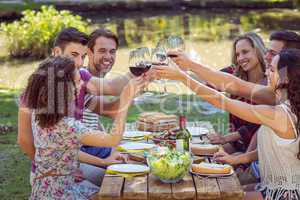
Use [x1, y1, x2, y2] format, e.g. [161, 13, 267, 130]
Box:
[147, 147, 192, 183]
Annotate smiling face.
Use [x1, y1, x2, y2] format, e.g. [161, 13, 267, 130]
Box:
[235, 39, 260, 72]
[88, 36, 117, 77]
[53, 42, 87, 69]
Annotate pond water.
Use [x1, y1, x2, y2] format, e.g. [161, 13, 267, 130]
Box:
[0, 8, 299, 91]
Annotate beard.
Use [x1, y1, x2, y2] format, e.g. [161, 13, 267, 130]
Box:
[94, 63, 112, 77]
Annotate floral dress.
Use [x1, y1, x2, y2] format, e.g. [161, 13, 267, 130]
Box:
[30, 117, 99, 200]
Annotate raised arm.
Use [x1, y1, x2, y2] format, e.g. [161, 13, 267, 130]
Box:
[183, 74, 293, 139]
[17, 106, 35, 160]
[154, 66, 295, 139]
[169, 52, 276, 105]
[86, 96, 120, 119]
[80, 76, 147, 146]
[86, 72, 134, 96]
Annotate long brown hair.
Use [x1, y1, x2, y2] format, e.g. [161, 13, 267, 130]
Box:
[23, 56, 77, 128]
[232, 32, 267, 81]
[277, 48, 300, 159]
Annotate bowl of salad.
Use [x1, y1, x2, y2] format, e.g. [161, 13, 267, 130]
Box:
[146, 147, 192, 183]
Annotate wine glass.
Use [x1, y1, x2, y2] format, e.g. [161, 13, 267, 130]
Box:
[129, 47, 153, 100]
[166, 36, 185, 52]
[154, 36, 185, 96]
[151, 46, 168, 66]
[129, 47, 152, 77]
[151, 45, 169, 96]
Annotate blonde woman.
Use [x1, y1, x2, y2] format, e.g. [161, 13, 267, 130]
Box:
[208, 32, 267, 154]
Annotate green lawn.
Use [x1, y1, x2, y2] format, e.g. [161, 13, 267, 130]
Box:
[0, 88, 31, 200]
[0, 88, 228, 199]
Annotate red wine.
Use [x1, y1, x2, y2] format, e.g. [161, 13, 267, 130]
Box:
[129, 63, 151, 76]
[167, 54, 178, 58]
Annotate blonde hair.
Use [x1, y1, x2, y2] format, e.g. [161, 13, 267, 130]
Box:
[231, 32, 267, 81]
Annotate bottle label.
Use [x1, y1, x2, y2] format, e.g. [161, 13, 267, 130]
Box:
[176, 139, 184, 152]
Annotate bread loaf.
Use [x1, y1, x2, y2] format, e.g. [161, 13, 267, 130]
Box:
[192, 162, 232, 174]
[191, 144, 219, 155]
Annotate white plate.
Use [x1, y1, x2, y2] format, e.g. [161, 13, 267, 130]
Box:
[187, 127, 210, 136]
[123, 131, 152, 138]
[119, 142, 156, 151]
[190, 168, 234, 177]
[108, 164, 150, 174]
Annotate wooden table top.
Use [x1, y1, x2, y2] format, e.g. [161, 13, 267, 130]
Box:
[97, 172, 244, 200]
[96, 121, 245, 200]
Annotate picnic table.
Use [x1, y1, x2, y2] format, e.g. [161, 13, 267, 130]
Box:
[96, 121, 245, 200]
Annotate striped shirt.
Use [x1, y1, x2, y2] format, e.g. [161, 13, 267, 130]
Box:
[82, 94, 105, 131]
[80, 94, 111, 159]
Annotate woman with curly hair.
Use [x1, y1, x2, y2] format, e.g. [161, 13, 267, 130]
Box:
[153, 48, 300, 199]
[23, 56, 147, 199]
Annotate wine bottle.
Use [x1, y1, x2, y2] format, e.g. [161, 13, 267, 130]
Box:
[176, 115, 192, 152]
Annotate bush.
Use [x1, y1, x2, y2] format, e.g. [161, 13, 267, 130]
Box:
[0, 6, 90, 59]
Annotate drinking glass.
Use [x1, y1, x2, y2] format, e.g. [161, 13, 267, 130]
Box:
[128, 47, 153, 100]
[153, 36, 185, 96]
[129, 47, 152, 77]
[166, 36, 185, 52]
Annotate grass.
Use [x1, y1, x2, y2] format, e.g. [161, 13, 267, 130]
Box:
[0, 88, 31, 200]
[0, 88, 228, 199]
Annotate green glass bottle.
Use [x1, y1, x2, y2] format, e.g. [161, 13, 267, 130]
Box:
[176, 115, 192, 152]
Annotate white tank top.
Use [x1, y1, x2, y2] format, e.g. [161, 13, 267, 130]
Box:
[257, 102, 300, 199]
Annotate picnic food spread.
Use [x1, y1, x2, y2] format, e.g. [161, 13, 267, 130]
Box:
[116, 113, 236, 184]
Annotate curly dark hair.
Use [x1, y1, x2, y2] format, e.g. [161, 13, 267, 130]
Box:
[23, 56, 77, 128]
[277, 48, 300, 159]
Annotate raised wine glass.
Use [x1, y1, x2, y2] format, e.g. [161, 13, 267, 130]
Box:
[166, 35, 185, 52]
[129, 47, 152, 77]
[154, 36, 185, 96]
[151, 45, 170, 97]
[129, 47, 153, 101]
